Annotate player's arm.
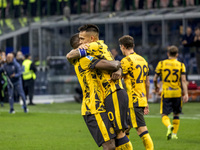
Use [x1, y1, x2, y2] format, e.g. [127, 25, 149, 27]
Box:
[144, 75, 150, 115]
[145, 76, 150, 100]
[110, 68, 122, 81]
[66, 44, 89, 61]
[153, 62, 161, 93]
[95, 60, 122, 80]
[93, 59, 121, 71]
[66, 49, 81, 62]
[181, 74, 188, 103]
[153, 73, 159, 93]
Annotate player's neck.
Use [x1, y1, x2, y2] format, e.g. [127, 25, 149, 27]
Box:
[125, 49, 134, 56]
[168, 56, 177, 59]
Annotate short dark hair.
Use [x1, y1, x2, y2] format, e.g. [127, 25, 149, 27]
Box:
[195, 26, 200, 31]
[78, 24, 99, 34]
[25, 54, 30, 59]
[119, 35, 135, 49]
[70, 33, 80, 49]
[12, 52, 16, 57]
[167, 45, 178, 57]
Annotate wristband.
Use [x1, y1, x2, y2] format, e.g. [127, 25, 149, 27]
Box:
[78, 48, 87, 57]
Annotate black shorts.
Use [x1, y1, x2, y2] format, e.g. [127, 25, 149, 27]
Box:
[128, 107, 146, 128]
[160, 95, 182, 115]
[83, 112, 116, 147]
[104, 89, 129, 131]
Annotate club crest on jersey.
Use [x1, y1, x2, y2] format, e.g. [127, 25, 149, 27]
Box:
[142, 92, 145, 97]
[109, 127, 115, 134]
[168, 87, 178, 90]
[86, 56, 94, 61]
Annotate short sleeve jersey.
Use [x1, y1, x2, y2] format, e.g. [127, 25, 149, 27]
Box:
[155, 59, 186, 98]
[87, 40, 124, 98]
[73, 56, 106, 115]
[121, 53, 149, 108]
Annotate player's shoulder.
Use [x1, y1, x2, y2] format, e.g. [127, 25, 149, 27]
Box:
[121, 55, 131, 64]
[89, 40, 107, 49]
[89, 42, 99, 50]
[134, 53, 148, 63]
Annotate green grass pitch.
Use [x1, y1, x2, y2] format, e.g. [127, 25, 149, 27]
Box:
[0, 102, 200, 150]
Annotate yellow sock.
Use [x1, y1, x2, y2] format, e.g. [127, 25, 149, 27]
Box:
[115, 135, 133, 150]
[140, 131, 154, 150]
[162, 115, 171, 128]
[172, 116, 180, 134]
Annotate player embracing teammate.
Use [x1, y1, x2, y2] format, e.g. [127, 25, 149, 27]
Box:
[66, 24, 188, 150]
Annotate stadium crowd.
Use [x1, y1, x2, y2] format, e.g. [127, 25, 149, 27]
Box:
[0, 0, 200, 18]
[180, 26, 200, 74]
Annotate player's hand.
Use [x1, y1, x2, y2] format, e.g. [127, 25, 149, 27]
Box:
[155, 86, 160, 94]
[182, 94, 189, 103]
[110, 69, 122, 81]
[10, 73, 15, 78]
[144, 105, 149, 115]
[182, 40, 187, 45]
[78, 43, 89, 50]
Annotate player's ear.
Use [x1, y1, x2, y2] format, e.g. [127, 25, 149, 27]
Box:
[91, 36, 95, 42]
[121, 45, 125, 49]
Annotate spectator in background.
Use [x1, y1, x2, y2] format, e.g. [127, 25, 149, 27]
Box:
[16, 51, 25, 65]
[13, 0, 21, 18]
[0, 0, 7, 18]
[22, 0, 28, 16]
[58, 0, 68, 15]
[125, 0, 133, 10]
[70, 0, 78, 14]
[3, 53, 28, 113]
[181, 26, 194, 70]
[193, 27, 200, 74]
[111, 48, 124, 61]
[29, 0, 37, 17]
[13, 51, 25, 103]
[138, 0, 145, 9]
[0, 50, 7, 107]
[160, 0, 169, 8]
[112, 0, 118, 11]
[22, 54, 37, 105]
[186, 0, 194, 6]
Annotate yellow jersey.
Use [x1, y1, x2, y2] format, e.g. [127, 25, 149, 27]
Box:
[87, 40, 124, 98]
[73, 56, 106, 115]
[121, 53, 149, 108]
[155, 59, 186, 98]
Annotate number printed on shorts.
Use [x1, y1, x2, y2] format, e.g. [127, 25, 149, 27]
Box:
[108, 112, 114, 121]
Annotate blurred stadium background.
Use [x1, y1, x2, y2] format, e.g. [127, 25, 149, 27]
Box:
[1, 0, 200, 103]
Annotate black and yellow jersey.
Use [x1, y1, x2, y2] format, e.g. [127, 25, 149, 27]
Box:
[73, 56, 106, 115]
[155, 59, 186, 98]
[121, 53, 149, 108]
[87, 40, 124, 98]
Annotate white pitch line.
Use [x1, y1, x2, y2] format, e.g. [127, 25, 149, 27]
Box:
[145, 115, 200, 120]
[0, 109, 200, 120]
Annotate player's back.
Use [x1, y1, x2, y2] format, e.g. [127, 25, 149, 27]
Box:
[156, 59, 186, 98]
[87, 40, 124, 98]
[73, 57, 106, 115]
[121, 53, 148, 107]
